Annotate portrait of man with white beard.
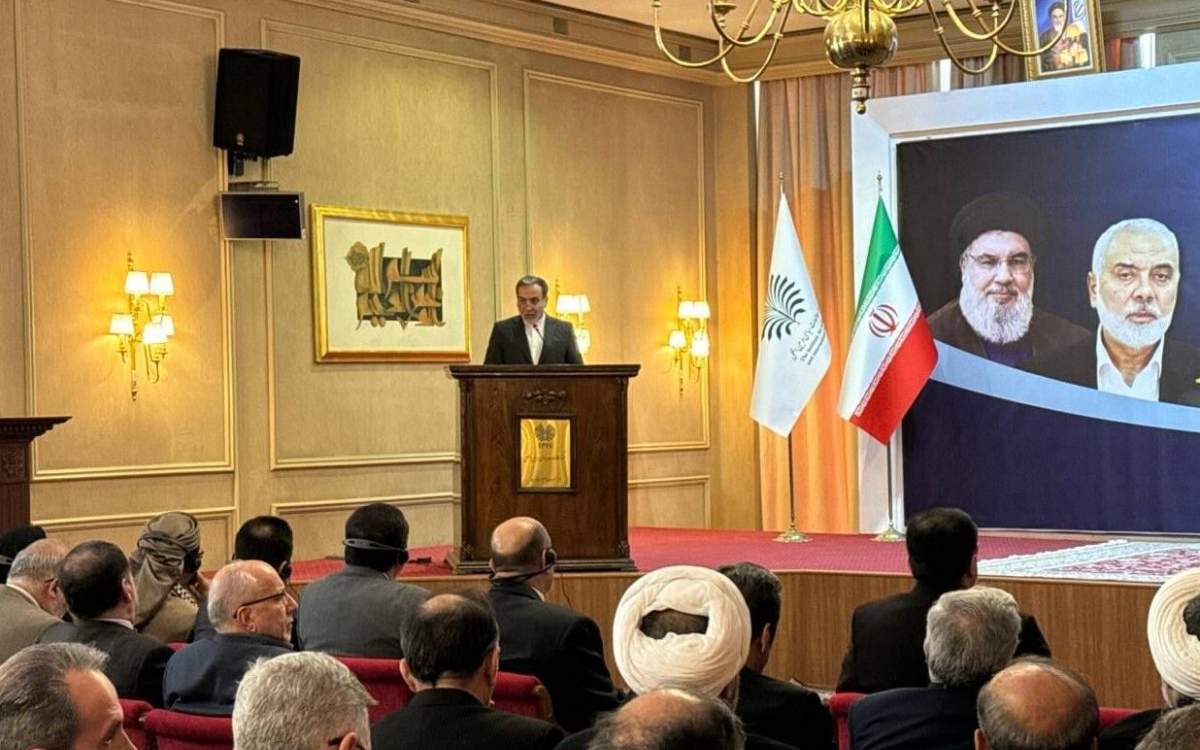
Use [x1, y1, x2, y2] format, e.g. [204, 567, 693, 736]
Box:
[1024, 218, 1200, 406]
[928, 192, 1089, 366]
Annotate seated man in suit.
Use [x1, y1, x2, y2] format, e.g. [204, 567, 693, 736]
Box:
[837, 507, 1049, 693]
[559, 565, 791, 750]
[0, 642, 134, 750]
[588, 689, 745, 750]
[483, 275, 583, 365]
[849, 586, 1021, 750]
[164, 560, 295, 714]
[976, 659, 1098, 750]
[719, 562, 832, 750]
[372, 592, 565, 750]
[297, 502, 430, 657]
[486, 516, 620, 731]
[0, 538, 68, 663]
[1133, 704, 1200, 750]
[38, 540, 173, 706]
[234, 652, 375, 750]
[194, 515, 295, 642]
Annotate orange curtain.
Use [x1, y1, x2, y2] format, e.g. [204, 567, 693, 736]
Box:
[755, 65, 936, 534]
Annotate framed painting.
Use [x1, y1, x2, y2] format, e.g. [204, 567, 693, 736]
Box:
[311, 204, 470, 362]
[1020, 0, 1104, 80]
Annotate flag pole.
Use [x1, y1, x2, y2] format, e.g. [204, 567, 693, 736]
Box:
[873, 439, 905, 542]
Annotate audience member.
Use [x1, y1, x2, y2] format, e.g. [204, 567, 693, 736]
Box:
[1132, 703, 1200, 750]
[720, 562, 833, 750]
[233, 651, 375, 750]
[0, 525, 45, 583]
[163, 560, 295, 714]
[588, 689, 746, 750]
[0, 538, 68, 663]
[560, 564, 790, 750]
[297, 503, 430, 657]
[1101, 568, 1200, 750]
[372, 592, 565, 750]
[131, 511, 207, 642]
[849, 587, 1021, 750]
[488, 516, 621, 731]
[194, 515, 295, 642]
[38, 540, 173, 706]
[976, 658, 1099, 750]
[838, 508, 1050, 693]
[0, 642, 132, 750]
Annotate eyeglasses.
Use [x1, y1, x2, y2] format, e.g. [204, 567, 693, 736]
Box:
[235, 589, 289, 613]
[966, 253, 1033, 274]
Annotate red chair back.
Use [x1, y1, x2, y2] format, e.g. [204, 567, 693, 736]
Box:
[335, 656, 413, 722]
[829, 692, 865, 750]
[1099, 707, 1138, 731]
[493, 672, 552, 721]
[143, 709, 233, 750]
[118, 699, 153, 750]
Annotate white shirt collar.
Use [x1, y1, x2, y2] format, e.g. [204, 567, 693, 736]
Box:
[525, 313, 546, 331]
[1095, 327, 1165, 401]
[6, 582, 40, 607]
[93, 617, 136, 630]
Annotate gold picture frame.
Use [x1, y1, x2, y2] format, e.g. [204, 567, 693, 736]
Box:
[310, 204, 471, 363]
[1020, 0, 1105, 81]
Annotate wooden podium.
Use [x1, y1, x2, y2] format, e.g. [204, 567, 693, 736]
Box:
[447, 365, 639, 573]
[1, 417, 70, 533]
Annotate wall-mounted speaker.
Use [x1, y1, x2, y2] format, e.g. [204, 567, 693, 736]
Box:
[213, 49, 300, 158]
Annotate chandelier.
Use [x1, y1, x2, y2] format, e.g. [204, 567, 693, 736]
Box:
[651, 0, 1065, 113]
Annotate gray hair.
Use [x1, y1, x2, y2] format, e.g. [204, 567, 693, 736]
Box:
[0, 643, 109, 750]
[925, 587, 1021, 686]
[233, 652, 375, 750]
[7, 539, 67, 584]
[1135, 703, 1200, 750]
[977, 658, 1098, 750]
[588, 689, 745, 750]
[208, 560, 269, 632]
[1091, 218, 1180, 278]
[515, 275, 549, 297]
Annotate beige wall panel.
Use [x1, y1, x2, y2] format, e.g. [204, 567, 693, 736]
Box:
[263, 22, 496, 465]
[273, 495, 459, 561]
[0, 0, 24, 414]
[525, 72, 708, 452]
[30, 472, 235, 522]
[628, 476, 710, 528]
[33, 506, 234, 563]
[627, 449, 713, 480]
[16, 0, 229, 476]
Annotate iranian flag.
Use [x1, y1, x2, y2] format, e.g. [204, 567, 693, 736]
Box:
[837, 198, 937, 444]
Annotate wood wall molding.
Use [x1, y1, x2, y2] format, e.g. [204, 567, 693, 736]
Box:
[15, 0, 234, 482]
[260, 20, 498, 471]
[271, 491, 460, 517]
[628, 474, 711, 527]
[33, 505, 238, 558]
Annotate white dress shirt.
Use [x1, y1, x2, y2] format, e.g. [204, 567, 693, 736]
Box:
[1096, 328, 1165, 401]
[526, 313, 546, 364]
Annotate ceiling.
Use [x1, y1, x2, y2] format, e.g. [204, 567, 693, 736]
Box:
[538, 0, 826, 40]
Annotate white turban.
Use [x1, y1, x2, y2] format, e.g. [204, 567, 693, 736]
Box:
[1147, 567, 1200, 699]
[612, 565, 750, 698]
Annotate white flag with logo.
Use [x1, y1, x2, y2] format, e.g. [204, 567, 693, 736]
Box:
[750, 194, 832, 436]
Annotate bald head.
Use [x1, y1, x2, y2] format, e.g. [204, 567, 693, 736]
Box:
[976, 659, 1098, 750]
[590, 689, 744, 750]
[208, 560, 294, 641]
[489, 516, 552, 578]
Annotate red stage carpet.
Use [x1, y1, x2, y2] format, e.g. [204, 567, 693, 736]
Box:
[291, 526, 1088, 583]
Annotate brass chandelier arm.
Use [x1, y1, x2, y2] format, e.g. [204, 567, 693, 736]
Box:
[939, 0, 1016, 42]
[938, 34, 1000, 73]
[709, 0, 787, 48]
[790, 0, 846, 16]
[652, 9, 737, 68]
[719, 31, 786, 82]
[869, 0, 924, 15]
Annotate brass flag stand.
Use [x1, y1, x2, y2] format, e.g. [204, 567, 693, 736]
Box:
[775, 434, 811, 543]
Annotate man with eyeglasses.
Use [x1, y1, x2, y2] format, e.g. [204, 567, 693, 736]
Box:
[0, 538, 68, 663]
[163, 560, 295, 714]
[928, 192, 1088, 367]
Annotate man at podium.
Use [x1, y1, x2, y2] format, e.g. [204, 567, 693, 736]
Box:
[484, 275, 584, 365]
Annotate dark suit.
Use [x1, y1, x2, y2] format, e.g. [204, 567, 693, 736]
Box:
[373, 688, 565, 750]
[928, 301, 1089, 365]
[0, 584, 61, 664]
[484, 316, 582, 365]
[1022, 335, 1200, 406]
[39, 619, 172, 706]
[848, 683, 983, 750]
[163, 632, 292, 714]
[738, 667, 833, 750]
[557, 726, 793, 750]
[1098, 708, 1168, 750]
[488, 582, 620, 732]
[836, 582, 1049, 693]
[297, 564, 430, 658]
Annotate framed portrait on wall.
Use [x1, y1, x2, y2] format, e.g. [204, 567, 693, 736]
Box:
[1020, 0, 1105, 80]
[310, 204, 471, 363]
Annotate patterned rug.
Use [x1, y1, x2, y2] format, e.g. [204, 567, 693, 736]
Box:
[978, 539, 1200, 583]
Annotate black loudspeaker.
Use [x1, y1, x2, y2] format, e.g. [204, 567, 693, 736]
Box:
[213, 49, 300, 158]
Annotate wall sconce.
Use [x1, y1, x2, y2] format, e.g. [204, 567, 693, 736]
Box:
[108, 252, 175, 400]
[668, 285, 710, 394]
[554, 283, 592, 356]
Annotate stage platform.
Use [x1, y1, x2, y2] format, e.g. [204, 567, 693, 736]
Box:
[291, 527, 1171, 709]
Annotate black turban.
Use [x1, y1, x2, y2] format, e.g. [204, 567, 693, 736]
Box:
[949, 191, 1047, 263]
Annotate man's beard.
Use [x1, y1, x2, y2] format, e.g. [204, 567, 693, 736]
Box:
[1097, 302, 1173, 349]
[959, 282, 1034, 345]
